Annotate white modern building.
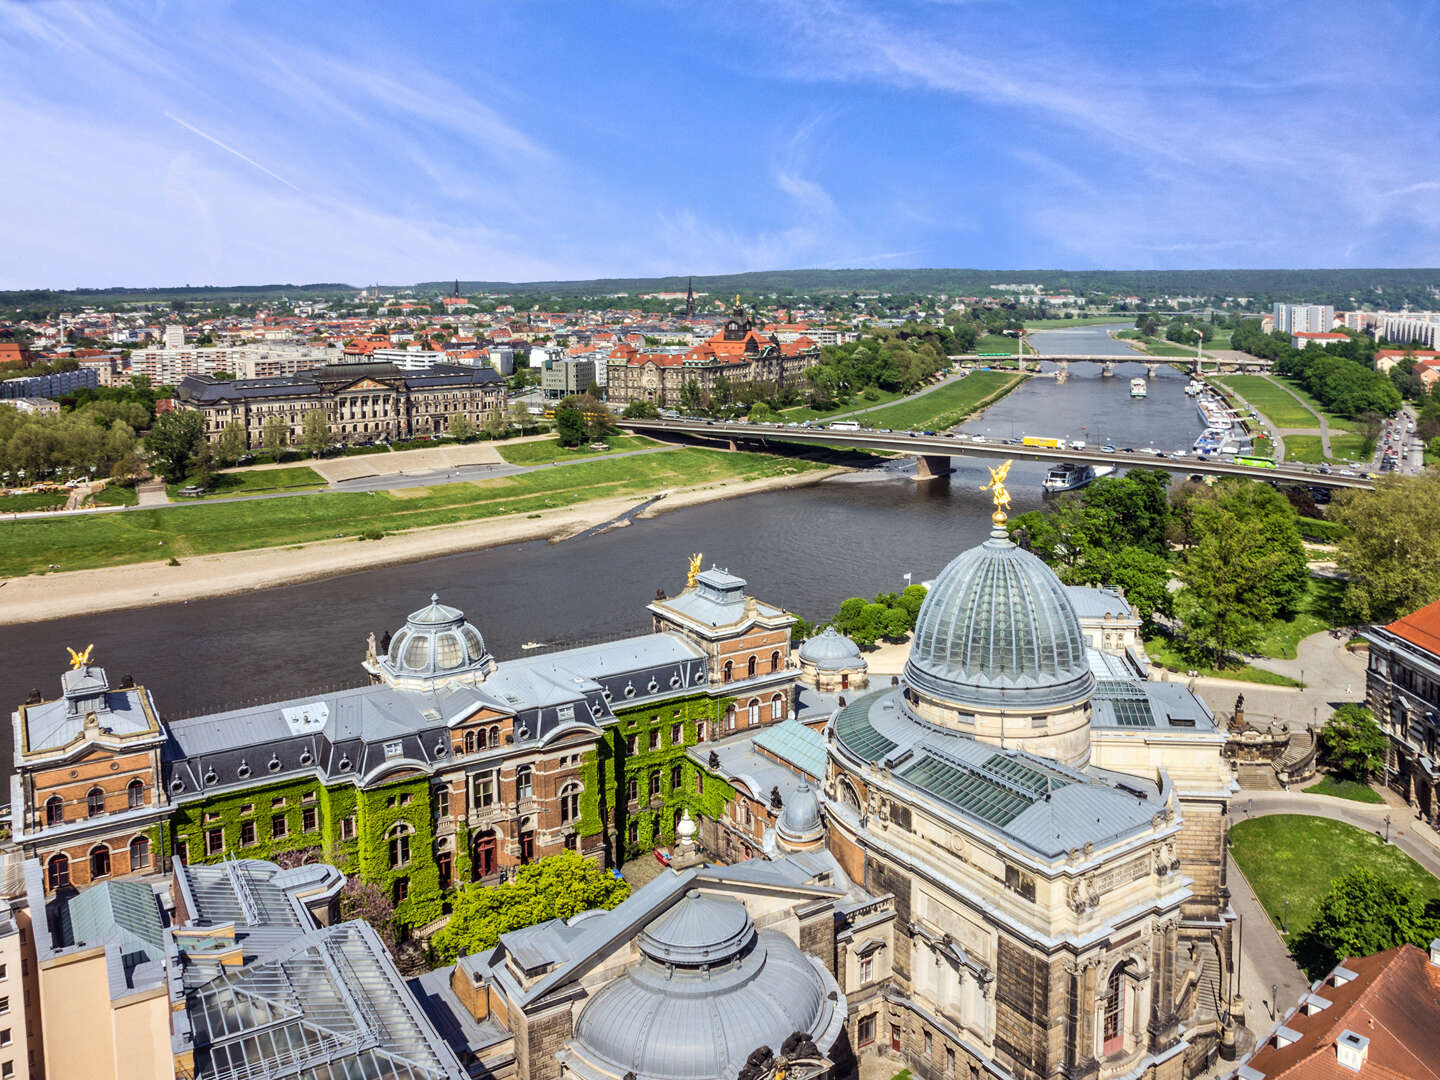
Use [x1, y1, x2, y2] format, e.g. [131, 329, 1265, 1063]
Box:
[1271, 304, 1335, 334]
[1381, 313, 1440, 350]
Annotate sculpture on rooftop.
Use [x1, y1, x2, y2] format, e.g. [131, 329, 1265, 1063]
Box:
[981, 459, 1013, 524]
[687, 551, 704, 589]
[66, 643, 94, 670]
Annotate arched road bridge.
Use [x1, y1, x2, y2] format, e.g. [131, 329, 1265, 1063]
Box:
[950, 353, 1273, 375]
[618, 418, 1374, 490]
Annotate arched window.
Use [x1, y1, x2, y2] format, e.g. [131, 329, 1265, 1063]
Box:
[723, 660, 734, 683]
[387, 823, 412, 868]
[45, 796, 63, 826]
[127, 779, 144, 810]
[839, 779, 862, 814]
[627, 777, 639, 802]
[771, 693, 784, 720]
[464, 730, 476, 753]
[129, 835, 150, 871]
[488, 726, 501, 748]
[516, 765, 534, 800]
[770, 651, 781, 673]
[725, 705, 736, 731]
[670, 763, 683, 789]
[47, 853, 69, 890]
[86, 787, 105, 817]
[747, 656, 757, 679]
[1102, 965, 1125, 1055]
[90, 845, 111, 879]
[747, 698, 760, 725]
[559, 783, 581, 824]
[649, 771, 662, 798]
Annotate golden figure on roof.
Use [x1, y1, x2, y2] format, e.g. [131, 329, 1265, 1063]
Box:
[981, 459, 1013, 526]
[687, 552, 704, 589]
[66, 644, 94, 670]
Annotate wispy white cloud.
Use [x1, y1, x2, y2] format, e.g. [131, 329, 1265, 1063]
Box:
[165, 113, 303, 193]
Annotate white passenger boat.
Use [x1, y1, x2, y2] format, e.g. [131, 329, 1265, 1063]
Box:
[1042, 462, 1116, 493]
[1130, 377, 1148, 398]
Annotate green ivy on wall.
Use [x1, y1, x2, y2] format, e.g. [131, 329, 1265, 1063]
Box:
[576, 693, 738, 862]
[170, 777, 327, 866]
[354, 776, 443, 929]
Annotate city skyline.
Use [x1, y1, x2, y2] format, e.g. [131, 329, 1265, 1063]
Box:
[4, 0, 1440, 289]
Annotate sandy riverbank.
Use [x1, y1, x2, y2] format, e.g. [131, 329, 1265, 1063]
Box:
[0, 466, 848, 626]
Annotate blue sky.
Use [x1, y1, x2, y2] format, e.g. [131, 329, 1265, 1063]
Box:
[3, 0, 1439, 288]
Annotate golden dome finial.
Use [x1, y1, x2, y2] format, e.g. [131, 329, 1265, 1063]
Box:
[687, 552, 703, 589]
[66, 644, 94, 670]
[981, 459, 1013, 527]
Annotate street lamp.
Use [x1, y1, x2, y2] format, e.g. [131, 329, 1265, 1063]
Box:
[1385, 814, 1392, 843]
[1271, 983, 1279, 1021]
[1282, 899, 1289, 934]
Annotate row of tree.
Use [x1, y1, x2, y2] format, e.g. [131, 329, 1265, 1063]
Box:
[1231, 322, 1400, 418]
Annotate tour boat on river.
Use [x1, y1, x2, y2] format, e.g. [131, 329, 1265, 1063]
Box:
[1042, 462, 1116, 494]
[1130, 377, 1148, 398]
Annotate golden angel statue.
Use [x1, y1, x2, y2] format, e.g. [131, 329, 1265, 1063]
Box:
[66, 644, 95, 670]
[981, 460, 1013, 519]
[686, 552, 704, 589]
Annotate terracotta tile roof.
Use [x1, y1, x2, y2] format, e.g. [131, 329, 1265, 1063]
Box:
[1239, 945, 1440, 1079]
[1386, 599, 1440, 657]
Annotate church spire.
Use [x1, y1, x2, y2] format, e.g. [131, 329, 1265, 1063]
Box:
[685, 277, 695, 319]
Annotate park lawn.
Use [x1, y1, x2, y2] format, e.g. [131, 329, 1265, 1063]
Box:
[1303, 776, 1384, 803]
[779, 387, 910, 423]
[1229, 815, 1440, 939]
[167, 465, 328, 500]
[0, 449, 825, 577]
[1251, 577, 1346, 661]
[1021, 316, 1132, 329]
[1213, 375, 1317, 428]
[1113, 331, 1198, 357]
[495, 434, 660, 465]
[1326, 433, 1370, 462]
[1144, 633, 1301, 686]
[974, 333, 1033, 355]
[858, 371, 1024, 431]
[90, 485, 138, 507]
[1277, 379, 1357, 433]
[0, 491, 68, 512]
[1283, 435, 1324, 463]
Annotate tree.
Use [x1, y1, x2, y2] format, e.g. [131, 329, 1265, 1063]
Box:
[1332, 475, 1440, 622]
[1096, 546, 1173, 631]
[109, 451, 148, 486]
[261, 414, 288, 456]
[1173, 500, 1284, 666]
[678, 379, 704, 415]
[1318, 704, 1387, 782]
[300, 409, 330, 458]
[1294, 867, 1440, 979]
[623, 400, 660, 419]
[449, 413, 475, 441]
[484, 412, 510, 439]
[215, 420, 247, 466]
[748, 402, 778, 423]
[509, 400, 535, 433]
[142, 409, 205, 483]
[430, 851, 628, 962]
[555, 404, 587, 447]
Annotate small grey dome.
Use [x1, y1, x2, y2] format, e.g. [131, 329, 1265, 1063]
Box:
[570, 892, 843, 1080]
[778, 786, 823, 844]
[380, 595, 495, 683]
[904, 534, 1093, 710]
[799, 626, 864, 671]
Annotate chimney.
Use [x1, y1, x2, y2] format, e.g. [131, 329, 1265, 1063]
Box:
[1336, 1030, 1369, 1072]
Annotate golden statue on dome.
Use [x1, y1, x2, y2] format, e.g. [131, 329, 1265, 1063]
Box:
[66, 644, 95, 670]
[687, 552, 704, 589]
[981, 459, 1013, 526]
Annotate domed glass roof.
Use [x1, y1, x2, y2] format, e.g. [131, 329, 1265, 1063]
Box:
[799, 627, 864, 670]
[904, 534, 1093, 710]
[378, 595, 495, 684]
[570, 892, 843, 1080]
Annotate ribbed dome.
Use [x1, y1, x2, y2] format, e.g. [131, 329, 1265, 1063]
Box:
[799, 627, 864, 671]
[777, 786, 824, 846]
[571, 894, 842, 1080]
[378, 594, 495, 684]
[638, 891, 754, 966]
[904, 534, 1093, 710]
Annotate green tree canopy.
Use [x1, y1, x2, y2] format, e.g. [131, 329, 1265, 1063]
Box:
[261, 414, 288, 456]
[1318, 704, 1387, 782]
[215, 420, 247, 466]
[623, 400, 660, 419]
[430, 851, 629, 963]
[142, 409, 205, 483]
[300, 409, 330, 458]
[1295, 866, 1440, 979]
[448, 413, 475, 440]
[1331, 475, 1440, 622]
[554, 404, 587, 447]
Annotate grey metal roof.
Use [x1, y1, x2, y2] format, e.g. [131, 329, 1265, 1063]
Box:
[178, 362, 502, 404]
[798, 626, 864, 670]
[57, 880, 165, 970]
[17, 665, 160, 756]
[650, 567, 791, 630]
[831, 688, 1163, 857]
[1066, 585, 1135, 620]
[1091, 680, 1217, 732]
[636, 891, 754, 965]
[904, 534, 1094, 711]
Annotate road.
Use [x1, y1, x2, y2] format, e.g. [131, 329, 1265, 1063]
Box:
[620, 419, 1376, 490]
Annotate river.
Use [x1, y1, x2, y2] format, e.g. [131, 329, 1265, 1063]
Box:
[0, 323, 1200, 770]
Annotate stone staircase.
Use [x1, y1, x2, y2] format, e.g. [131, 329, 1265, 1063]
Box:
[1235, 761, 1282, 790]
[1194, 938, 1225, 1023]
[1278, 726, 1318, 783]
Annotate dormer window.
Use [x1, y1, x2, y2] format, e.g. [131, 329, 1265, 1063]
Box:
[384, 741, 402, 759]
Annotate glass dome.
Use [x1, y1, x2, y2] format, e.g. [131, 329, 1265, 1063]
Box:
[377, 595, 495, 685]
[904, 534, 1093, 711]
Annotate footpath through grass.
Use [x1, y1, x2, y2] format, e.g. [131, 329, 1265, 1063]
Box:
[778, 387, 910, 423]
[1230, 815, 1440, 937]
[168, 465, 328, 500]
[1251, 577, 1347, 660]
[0, 449, 824, 577]
[860, 371, 1025, 430]
[1303, 776, 1384, 803]
[1144, 633, 1301, 686]
[495, 434, 660, 465]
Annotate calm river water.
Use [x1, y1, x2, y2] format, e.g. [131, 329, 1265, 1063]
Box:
[0, 324, 1198, 770]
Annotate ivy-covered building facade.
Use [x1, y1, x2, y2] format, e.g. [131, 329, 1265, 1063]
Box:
[9, 566, 798, 930]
